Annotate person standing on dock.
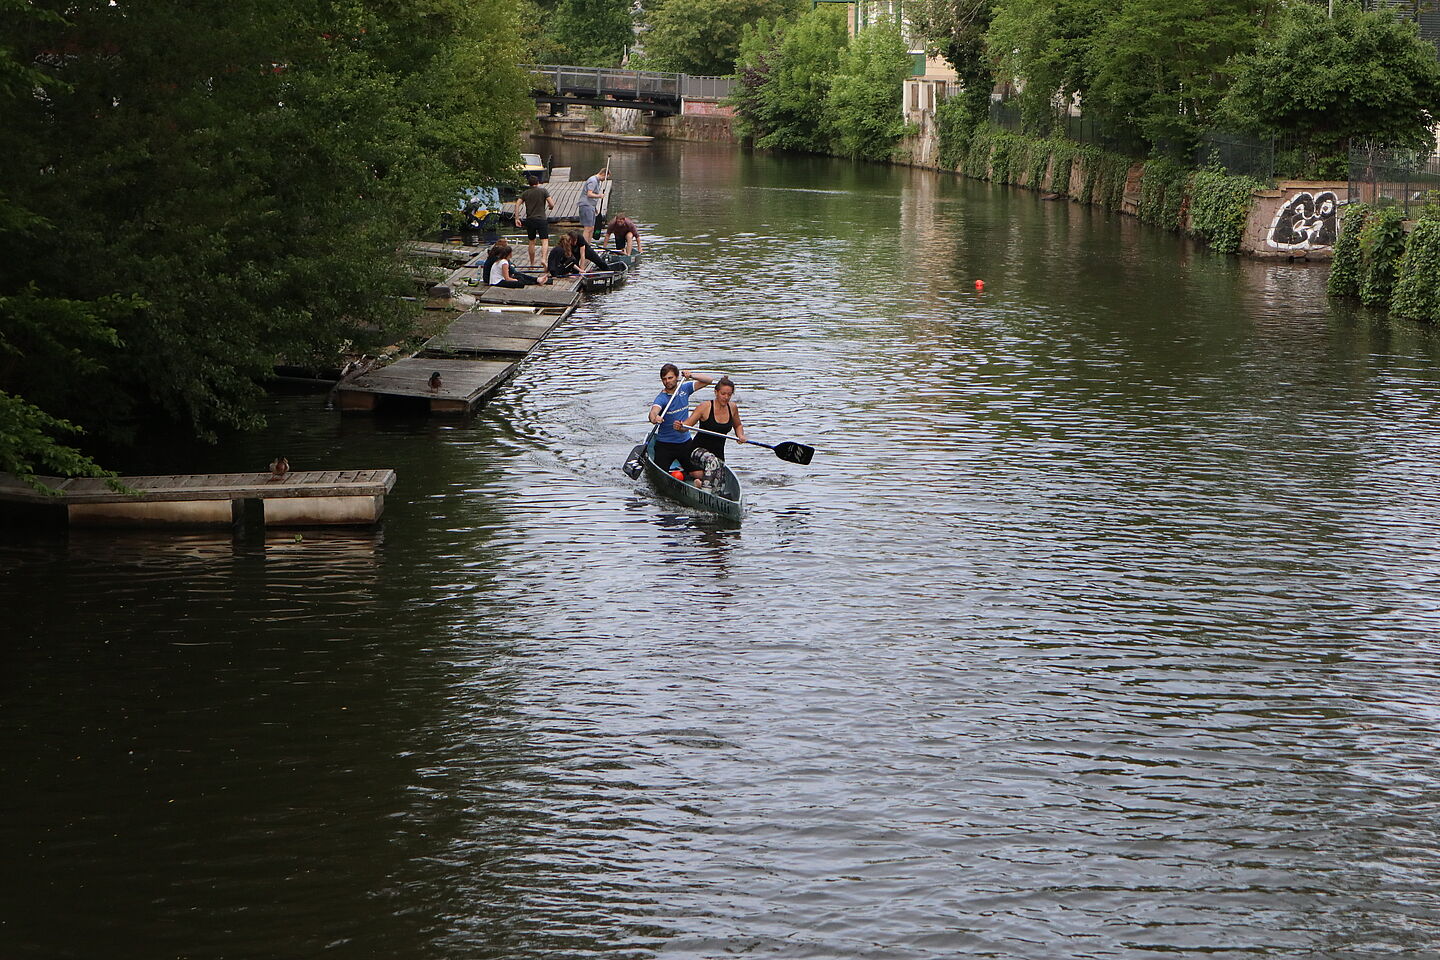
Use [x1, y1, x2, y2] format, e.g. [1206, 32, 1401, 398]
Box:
[579, 168, 608, 244]
[606, 214, 642, 256]
[515, 174, 554, 268]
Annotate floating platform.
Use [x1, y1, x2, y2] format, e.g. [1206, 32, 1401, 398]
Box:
[0, 470, 397, 528]
[533, 131, 654, 147]
[335, 357, 519, 414]
[421, 306, 572, 358]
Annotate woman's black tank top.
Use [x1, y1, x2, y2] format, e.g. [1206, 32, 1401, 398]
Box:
[696, 402, 733, 458]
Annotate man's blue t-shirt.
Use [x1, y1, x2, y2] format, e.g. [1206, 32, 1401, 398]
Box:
[652, 381, 695, 443]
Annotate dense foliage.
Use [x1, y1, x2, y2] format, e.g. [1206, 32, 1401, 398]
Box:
[1222, 2, 1440, 178]
[1357, 204, 1408, 307]
[912, 0, 1440, 163]
[1186, 168, 1263, 254]
[828, 22, 913, 161]
[1138, 159, 1191, 231]
[1390, 213, 1440, 322]
[1327, 204, 1369, 298]
[644, 0, 804, 75]
[732, 9, 908, 159]
[0, 0, 531, 484]
[525, 0, 633, 67]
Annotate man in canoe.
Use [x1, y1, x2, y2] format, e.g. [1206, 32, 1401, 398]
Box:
[649, 364, 715, 480]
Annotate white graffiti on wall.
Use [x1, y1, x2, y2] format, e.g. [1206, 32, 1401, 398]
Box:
[1267, 191, 1340, 250]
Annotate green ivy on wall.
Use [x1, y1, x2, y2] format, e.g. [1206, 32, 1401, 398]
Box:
[1048, 140, 1078, 194]
[1139, 159, 1191, 231]
[1358, 204, 1407, 307]
[1188, 169, 1263, 255]
[1390, 217, 1440, 321]
[1326, 204, 1369, 299]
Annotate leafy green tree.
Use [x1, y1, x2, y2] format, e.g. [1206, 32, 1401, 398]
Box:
[644, 0, 805, 75]
[1222, 0, 1440, 175]
[731, 18, 788, 142]
[754, 5, 850, 152]
[985, 0, 1103, 134]
[828, 21, 912, 160]
[0, 0, 530, 478]
[1084, 0, 1270, 152]
[908, 0, 995, 138]
[543, 0, 634, 67]
[0, 0, 117, 487]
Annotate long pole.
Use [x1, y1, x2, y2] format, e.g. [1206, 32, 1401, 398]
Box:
[598, 153, 613, 241]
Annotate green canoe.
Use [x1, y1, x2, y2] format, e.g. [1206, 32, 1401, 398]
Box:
[641, 433, 744, 521]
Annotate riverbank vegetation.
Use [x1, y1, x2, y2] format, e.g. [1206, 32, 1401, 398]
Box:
[1329, 200, 1440, 321]
[0, 0, 531, 486]
[925, 0, 1440, 179]
[733, 9, 914, 161]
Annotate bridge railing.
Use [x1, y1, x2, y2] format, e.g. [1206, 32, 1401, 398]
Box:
[527, 64, 682, 101]
[680, 75, 734, 100]
[526, 65, 735, 102]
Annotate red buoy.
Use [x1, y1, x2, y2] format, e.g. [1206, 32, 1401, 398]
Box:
[974, 279, 985, 291]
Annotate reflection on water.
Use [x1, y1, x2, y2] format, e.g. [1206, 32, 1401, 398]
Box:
[6, 143, 1440, 960]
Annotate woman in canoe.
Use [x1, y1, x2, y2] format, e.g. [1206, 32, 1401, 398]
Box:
[678, 376, 746, 489]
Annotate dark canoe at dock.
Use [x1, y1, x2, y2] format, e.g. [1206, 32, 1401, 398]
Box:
[580, 260, 627, 292]
[641, 434, 743, 521]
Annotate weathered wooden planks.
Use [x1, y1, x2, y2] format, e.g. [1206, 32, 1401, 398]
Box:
[476, 283, 580, 308]
[421, 307, 572, 358]
[336, 358, 517, 414]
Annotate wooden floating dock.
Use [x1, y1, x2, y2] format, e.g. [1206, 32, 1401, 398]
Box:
[421, 306, 572, 358]
[0, 470, 397, 529]
[381, 193, 632, 416]
[336, 357, 520, 414]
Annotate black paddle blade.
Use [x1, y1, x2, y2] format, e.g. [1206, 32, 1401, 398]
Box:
[773, 441, 814, 465]
[622, 443, 646, 479]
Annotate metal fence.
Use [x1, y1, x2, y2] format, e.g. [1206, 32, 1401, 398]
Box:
[1193, 132, 1274, 182]
[988, 99, 1147, 158]
[526, 65, 682, 101]
[526, 65, 733, 102]
[1349, 143, 1440, 215]
[680, 75, 735, 100]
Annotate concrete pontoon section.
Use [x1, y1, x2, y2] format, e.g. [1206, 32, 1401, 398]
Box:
[0, 470, 398, 529]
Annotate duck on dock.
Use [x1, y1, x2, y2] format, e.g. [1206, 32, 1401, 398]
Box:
[429, 371, 443, 391]
[268, 456, 289, 482]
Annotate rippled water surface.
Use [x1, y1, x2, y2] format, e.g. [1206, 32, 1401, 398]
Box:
[7, 144, 1440, 959]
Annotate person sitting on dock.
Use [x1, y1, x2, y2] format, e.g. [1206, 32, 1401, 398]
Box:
[482, 240, 538, 289]
[677, 376, 745, 490]
[578, 168, 608, 243]
[514, 174, 554, 268]
[543, 233, 588, 284]
[606, 214, 642, 256]
[649, 365, 715, 481]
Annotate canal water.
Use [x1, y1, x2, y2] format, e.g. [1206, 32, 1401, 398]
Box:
[6, 142, 1440, 959]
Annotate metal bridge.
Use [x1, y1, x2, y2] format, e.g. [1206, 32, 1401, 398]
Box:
[526, 65, 734, 116]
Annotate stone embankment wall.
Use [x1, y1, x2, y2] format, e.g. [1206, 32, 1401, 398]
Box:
[894, 122, 1342, 262]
